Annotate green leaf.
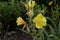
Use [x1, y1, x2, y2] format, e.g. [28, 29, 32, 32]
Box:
[49, 25, 56, 36]
[58, 22, 60, 34]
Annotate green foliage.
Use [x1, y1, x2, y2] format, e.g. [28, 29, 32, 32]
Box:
[0, 0, 60, 40]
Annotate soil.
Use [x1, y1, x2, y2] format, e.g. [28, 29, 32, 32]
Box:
[0, 30, 33, 40]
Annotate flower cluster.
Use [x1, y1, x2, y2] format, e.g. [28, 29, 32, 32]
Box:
[16, 0, 47, 29]
[24, 0, 35, 9]
[24, 0, 35, 18]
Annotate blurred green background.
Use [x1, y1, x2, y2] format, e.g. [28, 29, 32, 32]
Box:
[0, 0, 60, 40]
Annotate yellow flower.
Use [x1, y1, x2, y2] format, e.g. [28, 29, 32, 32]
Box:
[31, 1, 35, 8]
[16, 17, 26, 26]
[33, 13, 47, 28]
[24, 0, 35, 9]
[48, 1, 53, 5]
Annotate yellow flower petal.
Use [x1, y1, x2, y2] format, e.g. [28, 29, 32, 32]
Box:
[16, 17, 26, 26]
[48, 1, 53, 5]
[33, 13, 47, 28]
[31, 1, 35, 8]
[36, 24, 43, 28]
[28, 0, 31, 8]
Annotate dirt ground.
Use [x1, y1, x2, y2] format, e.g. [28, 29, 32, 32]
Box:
[0, 30, 33, 40]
